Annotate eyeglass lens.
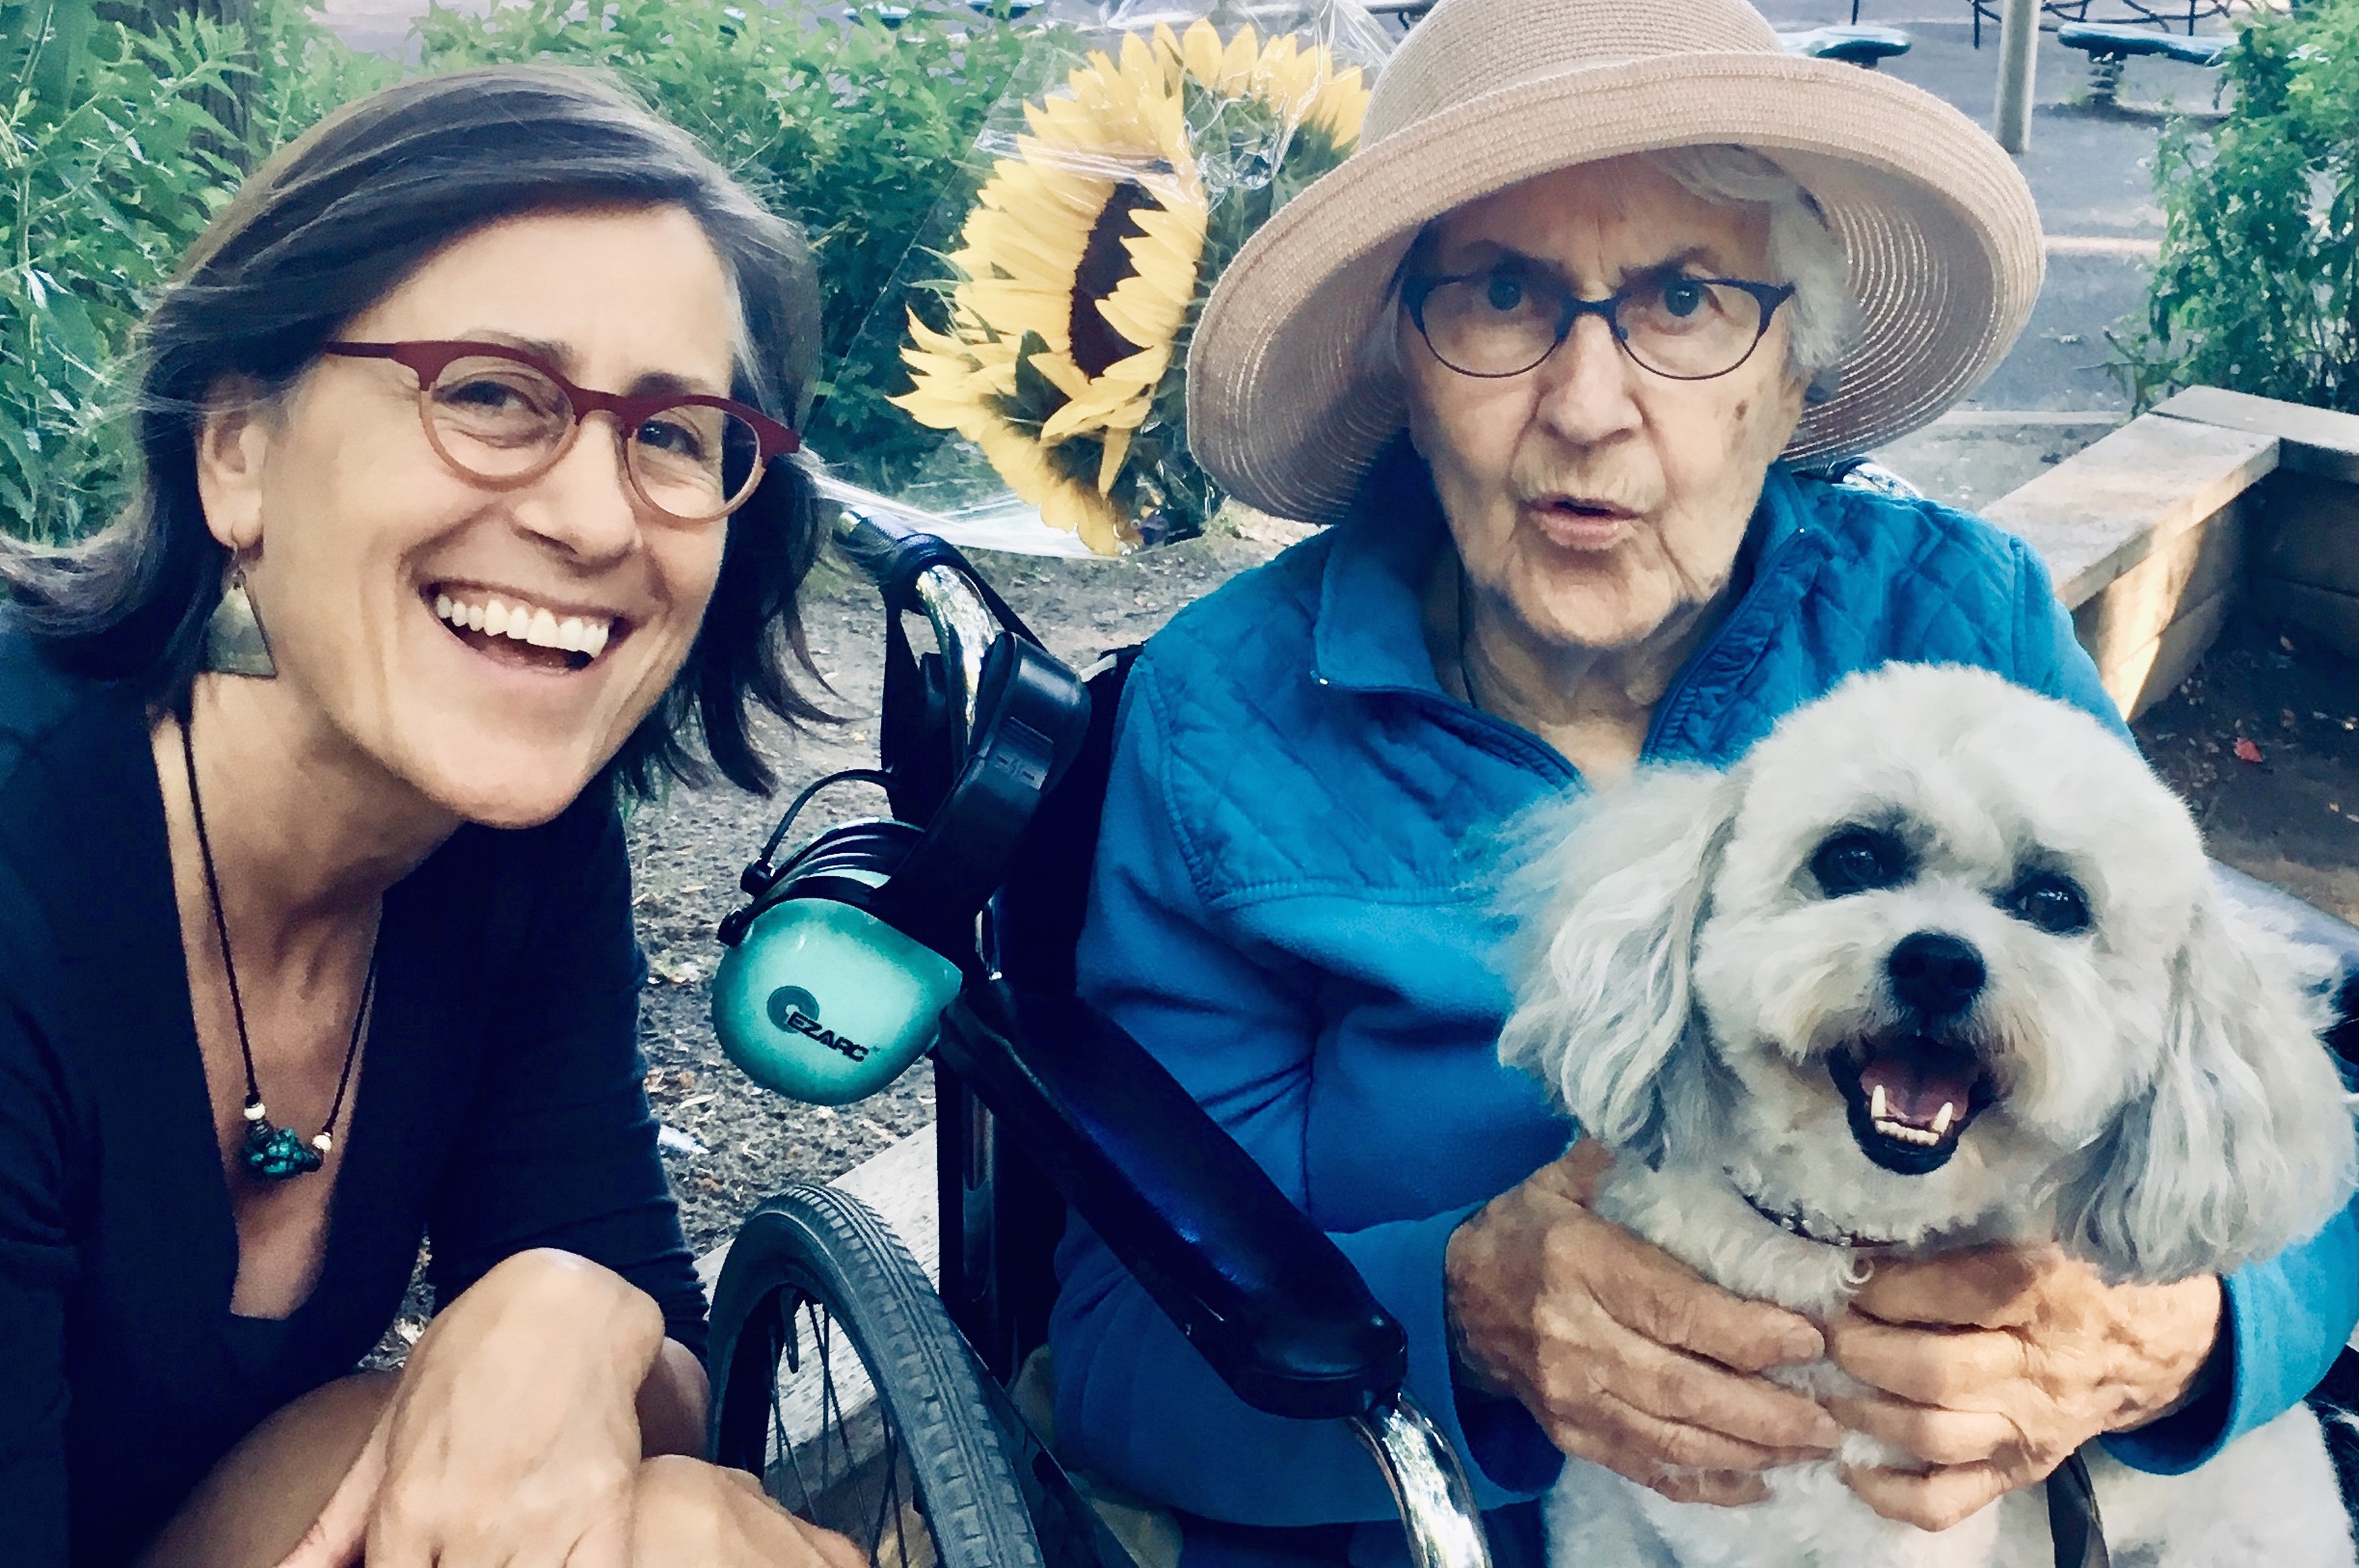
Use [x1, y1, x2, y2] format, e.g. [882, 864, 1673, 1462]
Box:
[1417, 270, 1776, 381]
[425, 355, 763, 520]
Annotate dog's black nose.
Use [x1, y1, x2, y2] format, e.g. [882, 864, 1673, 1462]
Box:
[1887, 931, 1985, 1017]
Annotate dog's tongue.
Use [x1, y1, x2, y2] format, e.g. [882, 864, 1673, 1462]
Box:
[1858, 1041, 1978, 1127]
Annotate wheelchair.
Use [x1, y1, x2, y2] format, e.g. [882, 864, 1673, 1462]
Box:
[699, 472, 2359, 1568]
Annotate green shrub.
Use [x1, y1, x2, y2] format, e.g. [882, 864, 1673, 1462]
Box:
[415, 0, 1045, 474]
[245, 0, 397, 154]
[0, 0, 239, 541]
[2115, 0, 2359, 412]
[0, 0, 1034, 544]
[0, 0, 389, 543]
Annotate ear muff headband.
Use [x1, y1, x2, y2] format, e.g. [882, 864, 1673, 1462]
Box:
[716, 770, 914, 946]
[716, 815, 922, 946]
[871, 633, 1088, 961]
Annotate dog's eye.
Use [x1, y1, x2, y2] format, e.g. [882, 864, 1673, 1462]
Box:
[1809, 827, 1910, 897]
[2002, 872, 2092, 936]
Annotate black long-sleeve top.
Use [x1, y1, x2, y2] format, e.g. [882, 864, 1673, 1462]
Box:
[0, 618, 709, 1565]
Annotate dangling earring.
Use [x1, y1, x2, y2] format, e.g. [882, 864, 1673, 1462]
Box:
[201, 562, 276, 678]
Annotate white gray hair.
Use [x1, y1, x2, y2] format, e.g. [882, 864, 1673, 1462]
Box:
[1650, 145, 1858, 396]
[1365, 145, 1860, 399]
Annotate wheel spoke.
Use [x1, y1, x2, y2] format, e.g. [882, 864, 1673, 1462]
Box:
[886, 1446, 914, 1568]
[815, 1302, 849, 1497]
[866, 1425, 901, 1557]
[772, 1301, 815, 1509]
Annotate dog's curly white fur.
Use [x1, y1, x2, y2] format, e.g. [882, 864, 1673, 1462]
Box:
[1500, 664, 2358, 1568]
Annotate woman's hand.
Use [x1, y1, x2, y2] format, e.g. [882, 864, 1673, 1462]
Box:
[630, 1456, 867, 1568]
[1444, 1141, 1841, 1505]
[279, 1247, 668, 1567]
[1824, 1243, 2222, 1531]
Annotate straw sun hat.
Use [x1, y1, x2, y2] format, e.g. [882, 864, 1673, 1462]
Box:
[1186, 0, 2045, 526]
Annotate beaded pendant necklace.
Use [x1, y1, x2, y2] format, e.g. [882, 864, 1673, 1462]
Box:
[178, 719, 377, 1182]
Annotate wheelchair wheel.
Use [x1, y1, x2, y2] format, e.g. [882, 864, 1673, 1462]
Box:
[708, 1183, 1047, 1568]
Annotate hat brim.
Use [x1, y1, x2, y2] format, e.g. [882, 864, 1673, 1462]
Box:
[1187, 53, 2044, 525]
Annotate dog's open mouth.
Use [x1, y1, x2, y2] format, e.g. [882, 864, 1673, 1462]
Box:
[1828, 1037, 1997, 1176]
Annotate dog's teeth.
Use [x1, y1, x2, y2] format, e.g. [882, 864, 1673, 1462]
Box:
[1873, 1118, 1943, 1147]
[1870, 1084, 1887, 1122]
[1934, 1102, 1954, 1136]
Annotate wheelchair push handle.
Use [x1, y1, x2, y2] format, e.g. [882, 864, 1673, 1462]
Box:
[813, 470, 1005, 747]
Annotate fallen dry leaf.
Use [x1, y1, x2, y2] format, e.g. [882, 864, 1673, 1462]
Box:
[2234, 737, 2264, 764]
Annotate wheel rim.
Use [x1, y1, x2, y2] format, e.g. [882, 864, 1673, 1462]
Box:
[762, 1287, 941, 1568]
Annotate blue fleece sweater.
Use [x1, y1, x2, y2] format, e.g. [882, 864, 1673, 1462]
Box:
[1049, 448, 2359, 1567]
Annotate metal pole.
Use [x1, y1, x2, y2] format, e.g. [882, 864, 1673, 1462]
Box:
[1350, 1395, 1493, 1568]
[1994, 0, 2040, 154]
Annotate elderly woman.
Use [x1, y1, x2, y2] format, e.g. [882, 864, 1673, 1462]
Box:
[1045, 0, 2359, 1563]
[0, 67, 862, 1568]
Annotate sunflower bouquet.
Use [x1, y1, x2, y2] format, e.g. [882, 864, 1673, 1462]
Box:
[860, 10, 1380, 554]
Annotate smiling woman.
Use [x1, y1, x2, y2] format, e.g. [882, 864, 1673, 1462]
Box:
[0, 66, 865, 1568]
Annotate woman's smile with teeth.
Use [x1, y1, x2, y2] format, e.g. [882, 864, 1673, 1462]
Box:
[432, 590, 616, 663]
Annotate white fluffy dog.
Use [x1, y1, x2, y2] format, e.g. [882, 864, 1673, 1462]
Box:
[1500, 663, 2358, 1568]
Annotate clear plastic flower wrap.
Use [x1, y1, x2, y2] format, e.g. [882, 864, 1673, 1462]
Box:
[806, 0, 1393, 556]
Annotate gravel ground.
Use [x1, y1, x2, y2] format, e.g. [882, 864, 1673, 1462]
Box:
[371, 530, 2357, 1360]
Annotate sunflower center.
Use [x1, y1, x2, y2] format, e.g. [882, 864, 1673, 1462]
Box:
[1070, 181, 1159, 378]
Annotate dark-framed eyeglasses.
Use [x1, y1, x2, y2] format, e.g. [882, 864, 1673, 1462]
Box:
[320, 339, 801, 525]
[1402, 264, 1797, 383]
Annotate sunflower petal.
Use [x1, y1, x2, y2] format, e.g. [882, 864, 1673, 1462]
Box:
[1219, 25, 1260, 92]
[1097, 424, 1134, 492]
[1180, 18, 1222, 84]
[1028, 350, 1093, 402]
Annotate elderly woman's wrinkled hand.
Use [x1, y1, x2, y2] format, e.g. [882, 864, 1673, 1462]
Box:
[1443, 1140, 1842, 1505]
[1823, 1242, 2223, 1531]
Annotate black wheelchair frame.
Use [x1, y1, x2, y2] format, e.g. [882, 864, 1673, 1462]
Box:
[706, 480, 2359, 1568]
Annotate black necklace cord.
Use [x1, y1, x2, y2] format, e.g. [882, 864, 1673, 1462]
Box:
[175, 716, 378, 1171]
[179, 717, 263, 1112]
[314, 955, 377, 1155]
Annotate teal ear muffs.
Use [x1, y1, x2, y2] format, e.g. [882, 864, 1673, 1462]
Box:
[710, 784, 951, 1106]
[710, 534, 1088, 1105]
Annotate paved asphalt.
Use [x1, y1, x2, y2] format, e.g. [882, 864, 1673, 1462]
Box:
[1762, 0, 2233, 419]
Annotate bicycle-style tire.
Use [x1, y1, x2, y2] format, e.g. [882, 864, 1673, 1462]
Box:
[707, 1183, 1047, 1568]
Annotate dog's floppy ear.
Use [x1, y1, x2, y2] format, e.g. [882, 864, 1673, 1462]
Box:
[2054, 898, 2357, 1283]
[1498, 765, 1737, 1164]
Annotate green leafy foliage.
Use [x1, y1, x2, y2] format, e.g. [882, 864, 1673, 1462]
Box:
[0, 0, 1033, 544]
[0, 0, 387, 543]
[0, 0, 241, 540]
[244, 0, 395, 154]
[2115, 0, 2359, 412]
[415, 0, 1039, 470]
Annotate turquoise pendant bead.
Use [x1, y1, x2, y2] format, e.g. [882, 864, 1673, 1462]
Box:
[243, 1119, 324, 1181]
